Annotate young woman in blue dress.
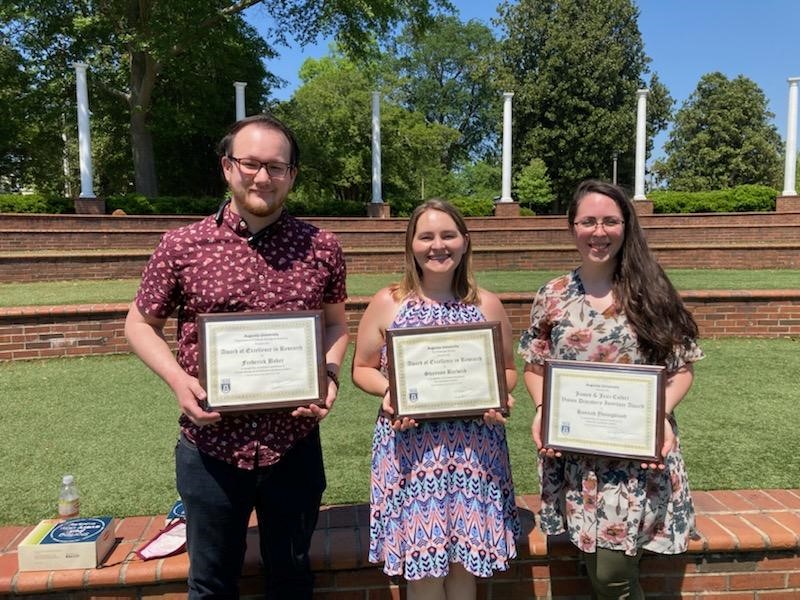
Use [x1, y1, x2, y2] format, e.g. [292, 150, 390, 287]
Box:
[352, 199, 520, 600]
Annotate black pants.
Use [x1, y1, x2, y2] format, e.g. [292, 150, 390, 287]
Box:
[584, 547, 644, 600]
[176, 429, 325, 599]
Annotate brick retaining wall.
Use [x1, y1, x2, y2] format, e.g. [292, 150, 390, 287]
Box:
[2, 291, 799, 361]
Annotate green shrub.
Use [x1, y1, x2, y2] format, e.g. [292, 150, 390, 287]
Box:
[105, 194, 219, 215]
[649, 185, 777, 214]
[729, 185, 778, 212]
[0, 194, 72, 214]
[448, 195, 495, 217]
[285, 197, 366, 217]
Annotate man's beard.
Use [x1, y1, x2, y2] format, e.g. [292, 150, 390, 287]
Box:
[234, 188, 285, 218]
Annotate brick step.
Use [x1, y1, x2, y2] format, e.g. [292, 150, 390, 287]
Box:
[3, 223, 800, 252]
[1, 490, 799, 599]
[1, 243, 799, 282]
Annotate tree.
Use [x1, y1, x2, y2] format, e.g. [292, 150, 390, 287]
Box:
[514, 158, 554, 212]
[277, 52, 458, 215]
[386, 15, 501, 169]
[453, 160, 501, 200]
[496, 0, 671, 209]
[1, 0, 447, 197]
[0, 40, 28, 190]
[655, 72, 783, 191]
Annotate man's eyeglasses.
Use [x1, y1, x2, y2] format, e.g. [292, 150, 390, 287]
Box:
[227, 156, 294, 179]
[573, 217, 625, 231]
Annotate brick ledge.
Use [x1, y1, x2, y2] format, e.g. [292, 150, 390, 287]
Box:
[1, 489, 798, 596]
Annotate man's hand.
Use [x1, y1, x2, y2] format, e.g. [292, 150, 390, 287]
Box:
[173, 374, 221, 426]
[292, 379, 337, 421]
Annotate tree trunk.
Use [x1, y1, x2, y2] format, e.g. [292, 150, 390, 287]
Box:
[127, 0, 160, 199]
[130, 108, 158, 197]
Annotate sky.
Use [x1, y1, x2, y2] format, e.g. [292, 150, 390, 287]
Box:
[244, 0, 800, 162]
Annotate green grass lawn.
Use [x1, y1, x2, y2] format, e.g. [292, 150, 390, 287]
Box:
[0, 269, 798, 307]
[1, 338, 798, 526]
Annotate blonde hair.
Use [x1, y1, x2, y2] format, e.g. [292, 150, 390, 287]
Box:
[394, 199, 479, 304]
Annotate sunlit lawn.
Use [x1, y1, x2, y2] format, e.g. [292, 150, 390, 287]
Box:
[0, 269, 798, 307]
[1, 338, 798, 526]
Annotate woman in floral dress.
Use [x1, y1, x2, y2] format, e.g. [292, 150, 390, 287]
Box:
[352, 199, 520, 600]
[519, 180, 703, 599]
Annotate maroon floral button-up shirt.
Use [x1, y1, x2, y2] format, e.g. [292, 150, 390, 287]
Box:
[135, 205, 347, 469]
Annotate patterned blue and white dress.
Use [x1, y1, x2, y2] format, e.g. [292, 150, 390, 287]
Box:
[369, 295, 520, 580]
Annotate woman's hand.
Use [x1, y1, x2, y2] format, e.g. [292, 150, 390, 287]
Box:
[381, 388, 394, 415]
[532, 406, 561, 458]
[483, 393, 515, 426]
[641, 417, 675, 470]
[382, 388, 418, 431]
[391, 416, 419, 431]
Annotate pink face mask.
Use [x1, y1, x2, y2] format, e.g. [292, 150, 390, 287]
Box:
[134, 518, 186, 560]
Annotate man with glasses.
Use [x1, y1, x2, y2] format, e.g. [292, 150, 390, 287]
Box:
[125, 114, 349, 599]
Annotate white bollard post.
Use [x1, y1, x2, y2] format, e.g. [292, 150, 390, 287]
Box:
[782, 77, 800, 196]
[634, 89, 648, 200]
[371, 91, 382, 204]
[73, 63, 95, 199]
[234, 82, 247, 121]
[500, 92, 514, 202]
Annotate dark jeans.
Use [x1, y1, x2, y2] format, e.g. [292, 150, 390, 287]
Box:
[175, 428, 325, 600]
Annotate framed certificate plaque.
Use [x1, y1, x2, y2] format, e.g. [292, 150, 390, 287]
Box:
[385, 322, 508, 420]
[542, 359, 666, 462]
[197, 310, 326, 412]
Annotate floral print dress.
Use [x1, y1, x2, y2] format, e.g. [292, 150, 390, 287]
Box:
[518, 270, 704, 556]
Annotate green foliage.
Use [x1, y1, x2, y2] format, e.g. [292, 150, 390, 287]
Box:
[105, 194, 219, 216]
[0, 194, 72, 214]
[452, 160, 501, 199]
[279, 51, 459, 217]
[387, 15, 501, 167]
[285, 195, 366, 217]
[2, 1, 271, 198]
[448, 195, 495, 216]
[655, 73, 783, 191]
[497, 0, 671, 208]
[278, 54, 378, 204]
[0, 41, 28, 188]
[3, 0, 446, 197]
[649, 185, 777, 213]
[513, 158, 554, 213]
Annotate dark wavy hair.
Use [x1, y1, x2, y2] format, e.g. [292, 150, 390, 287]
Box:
[394, 199, 479, 304]
[216, 114, 300, 167]
[568, 180, 698, 364]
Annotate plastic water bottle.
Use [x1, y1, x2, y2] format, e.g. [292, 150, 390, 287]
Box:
[58, 475, 80, 518]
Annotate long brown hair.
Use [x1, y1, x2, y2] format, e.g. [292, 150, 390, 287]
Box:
[394, 199, 479, 304]
[568, 180, 698, 364]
